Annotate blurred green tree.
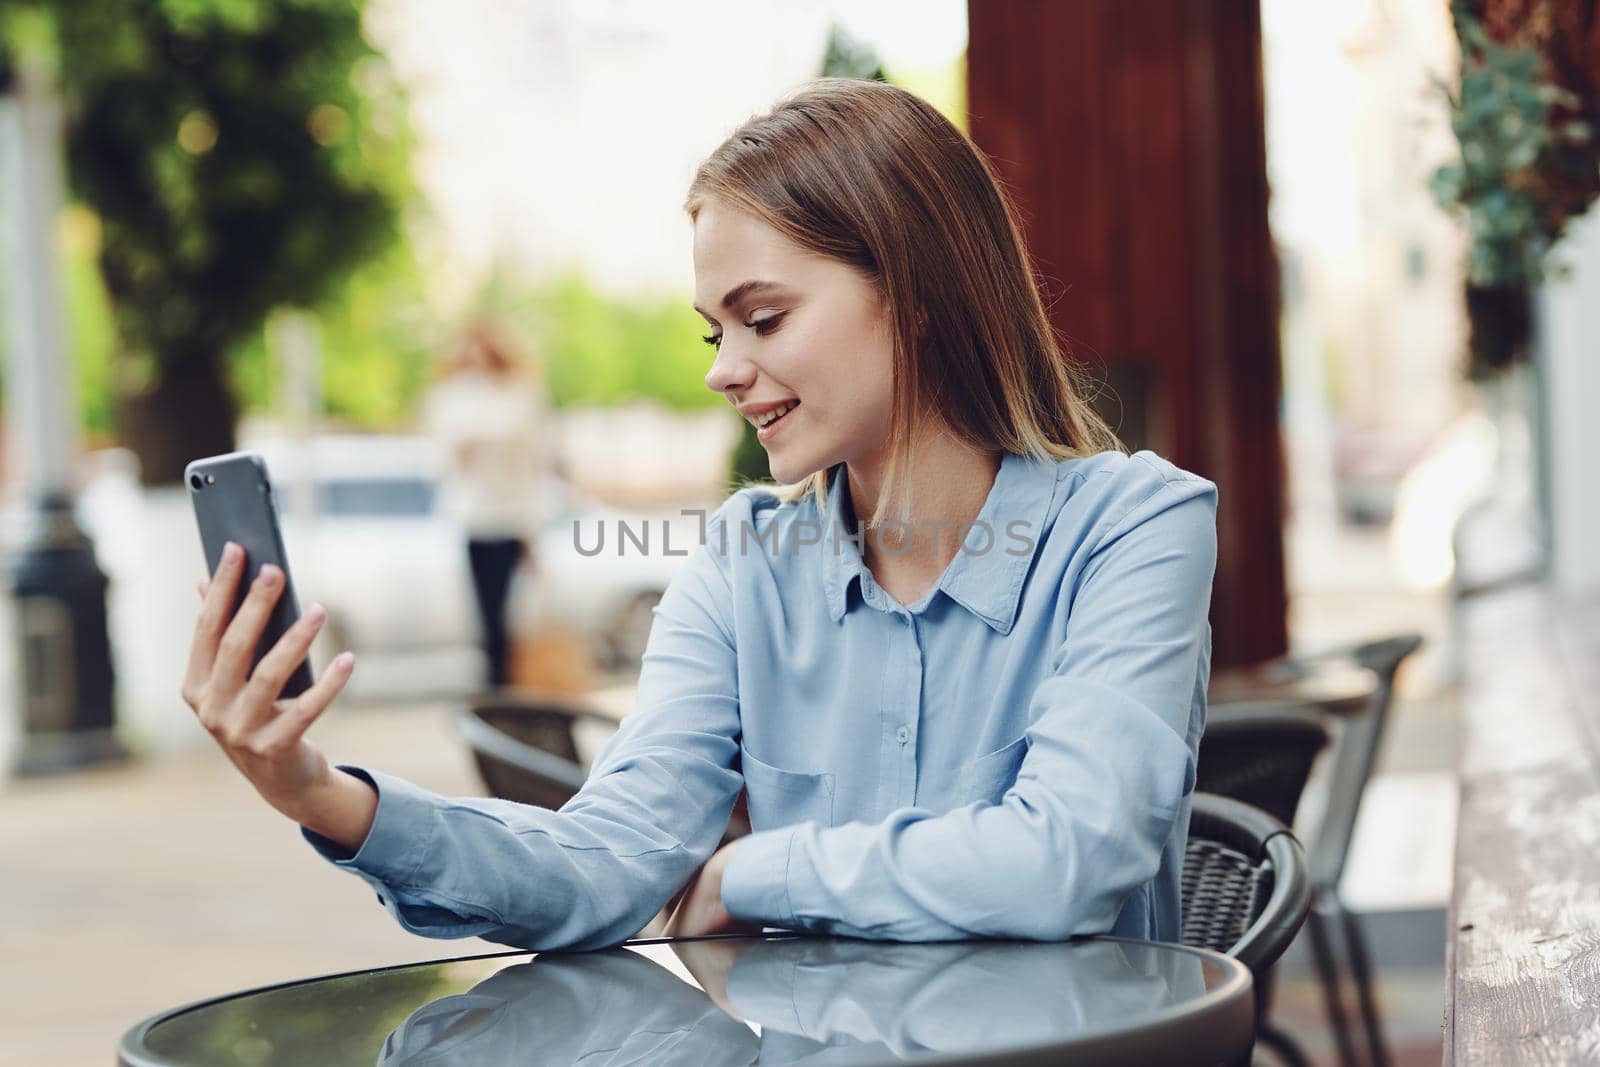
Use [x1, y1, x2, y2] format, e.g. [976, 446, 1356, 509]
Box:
[471, 265, 725, 413]
[533, 275, 724, 413]
[1, 0, 412, 483]
[229, 238, 432, 431]
[820, 23, 887, 83]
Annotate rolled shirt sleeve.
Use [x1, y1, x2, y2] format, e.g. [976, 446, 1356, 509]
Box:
[302, 512, 747, 952]
[722, 477, 1217, 941]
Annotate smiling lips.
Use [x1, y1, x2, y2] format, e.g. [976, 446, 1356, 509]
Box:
[743, 399, 799, 442]
[748, 400, 798, 428]
[736, 396, 800, 441]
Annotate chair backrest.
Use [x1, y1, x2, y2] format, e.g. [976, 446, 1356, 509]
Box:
[1302, 633, 1423, 890]
[1181, 792, 1311, 976]
[452, 698, 754, 843]
[1196, 702, 1330, 827]
[454, 705, 593, 810]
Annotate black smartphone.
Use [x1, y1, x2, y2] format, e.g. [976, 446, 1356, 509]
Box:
[186, 451, 314, 699]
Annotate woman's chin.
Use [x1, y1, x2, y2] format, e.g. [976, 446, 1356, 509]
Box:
[766, 451, 823, 487]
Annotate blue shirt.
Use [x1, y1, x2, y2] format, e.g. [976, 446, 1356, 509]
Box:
[306, 449, 1218, 951]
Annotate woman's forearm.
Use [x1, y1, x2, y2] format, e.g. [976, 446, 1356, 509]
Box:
[293, 767, 380, 854]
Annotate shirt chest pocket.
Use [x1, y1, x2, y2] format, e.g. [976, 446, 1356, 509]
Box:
[957, 735, 1030, 807]
[738, 745, 836, 832]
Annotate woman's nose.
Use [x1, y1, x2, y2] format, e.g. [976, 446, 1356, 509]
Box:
[704, 340, 756, 396]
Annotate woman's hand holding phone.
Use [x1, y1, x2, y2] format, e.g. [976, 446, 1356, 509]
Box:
[181, 540, 377, 851]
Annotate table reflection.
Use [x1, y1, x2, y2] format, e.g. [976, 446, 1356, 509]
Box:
[375, 937, 1211, 1066]
[377, 948, 753, 1065]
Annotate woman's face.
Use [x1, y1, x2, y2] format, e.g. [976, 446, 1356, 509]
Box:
[693, 201, 895, 486]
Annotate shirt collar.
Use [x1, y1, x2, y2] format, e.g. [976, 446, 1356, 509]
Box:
[819, 451, 1061, 633]
[820, 465, 869, 622]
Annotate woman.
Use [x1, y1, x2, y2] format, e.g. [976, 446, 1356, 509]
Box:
[421, 324, 547, 690]
[180, 79, 1216, 950]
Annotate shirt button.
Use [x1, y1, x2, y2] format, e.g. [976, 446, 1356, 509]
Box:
[896, 726, 911, 744]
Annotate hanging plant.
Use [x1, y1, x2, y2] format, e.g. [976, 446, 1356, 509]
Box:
[1431, 3, 1598, 378]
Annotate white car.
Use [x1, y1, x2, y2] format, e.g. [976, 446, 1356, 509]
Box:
[248, 434, 691, 692]
[525, 494, 708, 670]
[71, 433, 694, 704]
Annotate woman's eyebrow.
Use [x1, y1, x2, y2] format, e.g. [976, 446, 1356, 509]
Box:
[693, 279, 788, 317]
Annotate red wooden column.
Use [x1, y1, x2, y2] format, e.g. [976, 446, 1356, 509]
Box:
[967, 0, 1288, 667]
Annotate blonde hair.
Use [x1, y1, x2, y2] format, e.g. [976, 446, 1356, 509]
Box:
[686, 79, 1122, 525]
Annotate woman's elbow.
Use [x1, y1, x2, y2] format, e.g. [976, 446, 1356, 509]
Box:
[988, 803, 1168, 940]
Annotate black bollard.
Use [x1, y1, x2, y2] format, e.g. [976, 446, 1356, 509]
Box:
[8, 492, 125, 776]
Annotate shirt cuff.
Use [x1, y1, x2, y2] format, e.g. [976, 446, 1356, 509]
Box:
[725, 946, 806, 1036]
[721, 826, 801, 928]
[300, 765, 439, 888]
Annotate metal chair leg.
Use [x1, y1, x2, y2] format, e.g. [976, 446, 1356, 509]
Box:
[1256, 962, 1278, 1019]
[1249, 960, 1315, 1067]
[1306, 904, 1361, 1067]
[1255, 1022, 1314, 1067]
[1332, 892, 1391, 1067]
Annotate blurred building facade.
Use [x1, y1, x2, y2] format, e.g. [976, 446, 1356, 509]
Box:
[1265, 0, 1470, 533]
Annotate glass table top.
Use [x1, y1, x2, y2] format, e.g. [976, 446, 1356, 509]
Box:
[122, 934, 1249, 1066]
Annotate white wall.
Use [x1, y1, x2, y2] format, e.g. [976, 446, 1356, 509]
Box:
[1538, 208, 1600, 593]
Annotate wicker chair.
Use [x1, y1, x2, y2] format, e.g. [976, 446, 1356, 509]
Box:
[1196, 703, 1330, 828]
[1193, 704, 1330, 1066]
[1182, 792, 1312, 975]
[453, 697, 605, 810]
[1289, 633, 1424, 1067]
[1301, 635, 1424, 895]
[452, 691, 752, 841]
[1182, 793, 1314, 1067]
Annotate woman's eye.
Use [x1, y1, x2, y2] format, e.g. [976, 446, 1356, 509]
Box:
[703, 313, 783, 349]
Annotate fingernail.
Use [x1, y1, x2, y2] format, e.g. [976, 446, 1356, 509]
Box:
[223, 542, 241, 563]
[306, 603, 327, 625]
[335, 652, 355, 670]
[258, 566, 280, 588]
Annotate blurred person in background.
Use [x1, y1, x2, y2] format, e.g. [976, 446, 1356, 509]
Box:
[422, 324, 548, 690]
[179, 79, 1215, 953]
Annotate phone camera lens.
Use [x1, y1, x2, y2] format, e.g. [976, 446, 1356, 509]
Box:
[189, 473, 205, 491]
